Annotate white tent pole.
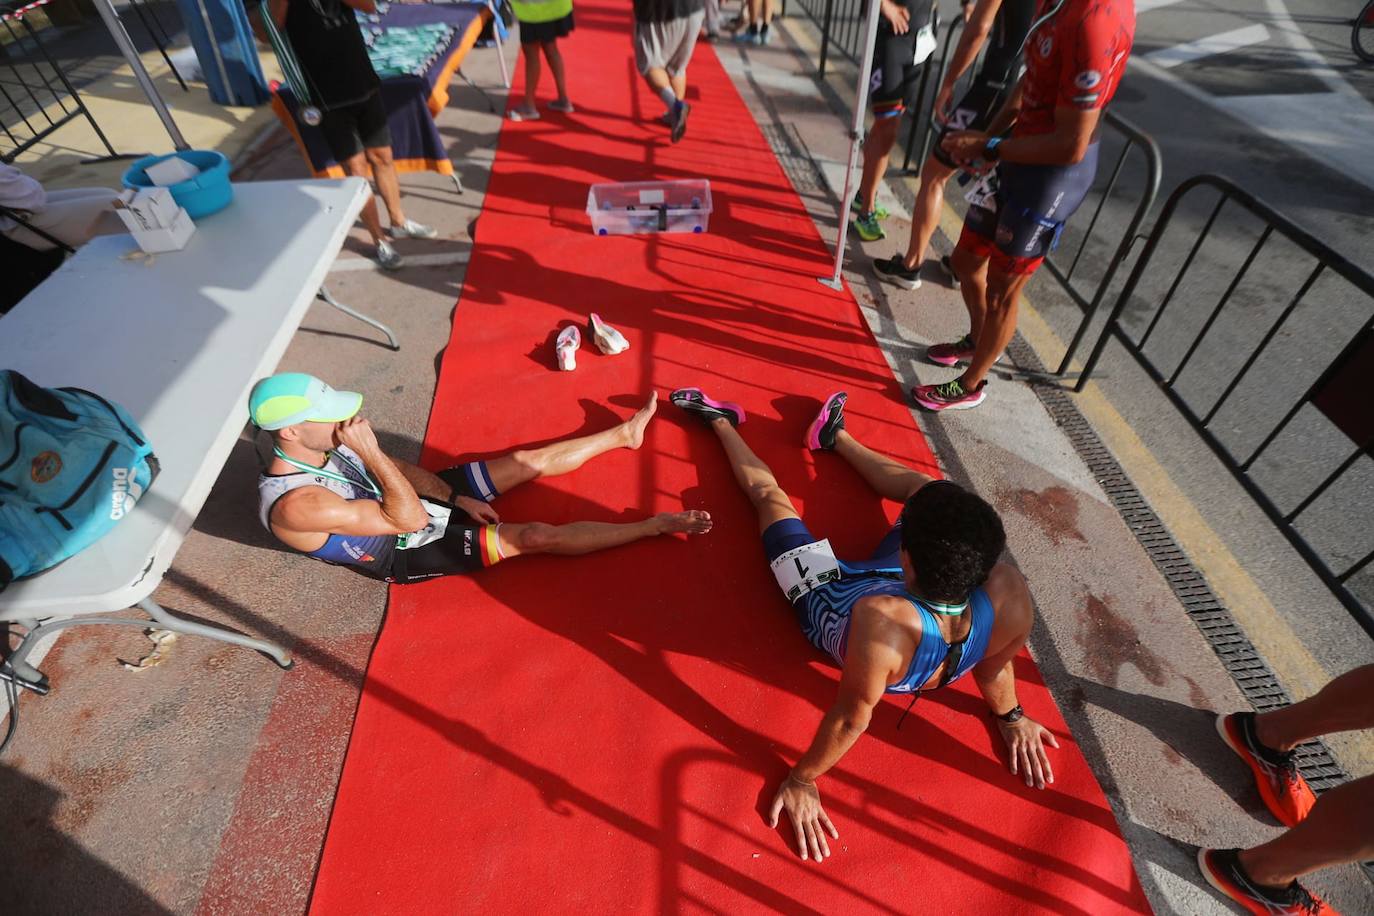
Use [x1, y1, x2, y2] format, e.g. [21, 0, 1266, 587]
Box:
[92, 0, 189, 150]
[488, 0, 510, 89]
[818, 0, 884, 291]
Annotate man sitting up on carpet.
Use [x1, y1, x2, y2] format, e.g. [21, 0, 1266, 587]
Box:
[671, 387, 1056, 862]
[251, 373, 712, 582]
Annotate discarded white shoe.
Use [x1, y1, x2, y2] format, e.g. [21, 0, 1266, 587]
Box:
[556, 325, 581, 370]
[588, 312, 629, 355]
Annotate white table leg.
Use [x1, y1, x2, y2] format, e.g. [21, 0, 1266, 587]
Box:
[0, 600, 293, 692]
[316, 285, 400, 351]
[139, 598, 292, 669]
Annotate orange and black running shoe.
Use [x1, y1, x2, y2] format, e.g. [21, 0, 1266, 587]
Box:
[1198, 848, 1336, 915]
[1217, 712, 1317, 827]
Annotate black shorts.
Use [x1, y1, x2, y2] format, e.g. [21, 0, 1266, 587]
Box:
[318, 91, 392, 162]
[932, 79, 1009, 168]
[388, 496, 507, 583]
[870, 25, 923, 118]
[958, 142, 1100, 274]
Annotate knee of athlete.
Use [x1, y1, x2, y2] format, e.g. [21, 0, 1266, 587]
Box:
[746, 480, 782, 509]
[341, 154, 370, 176]
[509, 449, 545, 479]
[950, 247, 982, 282]
[985, 272, 1021, 313]
[518, 522, 560, 553]
[365, 146, 393, 167]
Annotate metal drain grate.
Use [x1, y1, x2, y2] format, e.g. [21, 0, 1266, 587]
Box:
[760, 122, 826, 194]
[1006, 335, 1351, 792]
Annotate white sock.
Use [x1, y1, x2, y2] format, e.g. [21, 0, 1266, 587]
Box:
[658, 86, 678, 110]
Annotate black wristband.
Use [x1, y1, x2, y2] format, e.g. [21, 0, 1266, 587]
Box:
[994, 704, 1024, 724]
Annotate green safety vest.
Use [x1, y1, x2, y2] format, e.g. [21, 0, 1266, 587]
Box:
[512, 0, 571, 23]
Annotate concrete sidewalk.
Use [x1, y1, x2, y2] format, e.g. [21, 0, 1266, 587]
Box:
[1, 8, 1370, 916]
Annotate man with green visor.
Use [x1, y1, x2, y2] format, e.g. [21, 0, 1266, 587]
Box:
[249, 373, 712, 582]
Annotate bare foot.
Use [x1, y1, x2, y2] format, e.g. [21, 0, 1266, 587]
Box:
[623, 391, 659, 449]
[656, 509, 713, 535]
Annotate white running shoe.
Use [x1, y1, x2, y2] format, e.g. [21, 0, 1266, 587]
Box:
[556, 325, 581, 370]
[588, 312, 629, 355]
[376, 239, 404, 271]
[388, 219, 438, 240]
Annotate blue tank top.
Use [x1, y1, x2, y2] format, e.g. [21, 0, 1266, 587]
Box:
[814, 563, 996, 693]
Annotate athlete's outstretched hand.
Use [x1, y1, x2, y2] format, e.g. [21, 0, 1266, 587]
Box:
[934, 82, 955, 124]
[769, 774, 839, 863]
[997, 716, 1059, 789]
[455, 495, 499, 525]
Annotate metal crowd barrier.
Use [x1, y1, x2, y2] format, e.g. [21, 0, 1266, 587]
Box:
[793, 0, 867, 77]
[1077, 174, 1374, 636]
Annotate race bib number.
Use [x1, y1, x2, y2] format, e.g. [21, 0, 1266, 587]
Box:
[397, 499, 451, 551]
[770, 539, 841, 602]
[963, 171, 1000, 211]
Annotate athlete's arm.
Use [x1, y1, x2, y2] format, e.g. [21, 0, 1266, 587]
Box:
[994, 103, 1100, 165]
[935, 0, 1004, 119]
[971, 564, 1060, 789]
[274, 418, 430, 537]
[341, 0, 378, 14]
[768, 598, 903, 862]
[939, 80, 1022, 167]
[389, 457, 500, 524]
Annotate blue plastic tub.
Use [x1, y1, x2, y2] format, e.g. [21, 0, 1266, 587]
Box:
[123, 150, 233, 219]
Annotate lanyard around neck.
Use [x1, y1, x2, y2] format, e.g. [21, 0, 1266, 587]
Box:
[922, 597, 969, 617]
[274, 446, 380, 497]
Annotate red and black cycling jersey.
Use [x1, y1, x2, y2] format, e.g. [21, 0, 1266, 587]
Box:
[1014, 0, 1135, 138]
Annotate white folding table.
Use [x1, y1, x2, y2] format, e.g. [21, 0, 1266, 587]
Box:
[0, 177, 389, 692]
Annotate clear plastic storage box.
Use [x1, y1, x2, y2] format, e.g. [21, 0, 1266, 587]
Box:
[586, 180, 712, 236]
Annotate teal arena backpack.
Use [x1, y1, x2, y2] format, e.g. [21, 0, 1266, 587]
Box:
[0, 371, 158, 590]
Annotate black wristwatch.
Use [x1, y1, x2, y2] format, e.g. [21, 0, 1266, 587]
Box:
[994, 704, 1024, 724]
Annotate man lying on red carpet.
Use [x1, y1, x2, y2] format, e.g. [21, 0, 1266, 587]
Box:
[249, 373, 712, 582]
[671, 386, 1056, 863]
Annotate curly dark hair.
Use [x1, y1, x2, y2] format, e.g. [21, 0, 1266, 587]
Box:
[898, 481, 1006, 603]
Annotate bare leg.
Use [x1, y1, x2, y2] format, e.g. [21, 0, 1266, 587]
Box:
[644, 65, 672, 95]
[341, 152, 384, 244]
[709, 418, 800, 533]
[1238, 773, 1374, 886]
[669, 72, 686, 102]
[833, 429, 933, 502]
[1255, 664, 1374, 752]
[485, 393, 659, 494]
[364, 146, 407, 227]
[518, 43, 541, 115]
[858, 117, 900, 214]
[961, 267, 1032, 389]
[543, 40, 569, 105]
[902, 154, 957, 270]
[497, 511, 712, 557]
[950, 244, 990, 342]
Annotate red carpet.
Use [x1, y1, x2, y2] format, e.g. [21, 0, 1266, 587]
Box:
[309, 5, 1150, 913]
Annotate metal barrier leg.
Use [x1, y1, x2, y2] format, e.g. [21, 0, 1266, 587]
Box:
[488, 0, 511, 89]
[317, 285, 400, 351]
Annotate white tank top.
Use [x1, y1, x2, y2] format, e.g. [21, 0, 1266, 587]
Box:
[257, 444, 378, 531]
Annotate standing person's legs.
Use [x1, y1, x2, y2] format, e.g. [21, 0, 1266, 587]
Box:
[703, 0, 721, 37]
[960, 267, 1032, 390]
[858, 116, 901, 215]
[4, 187, 123, 250]
[438, 392, 660, 501]
[339, 152, 387, 244]
[542, 39, 573, 109]
[363, 144, 407, 228]
[516, 34, 543, 117]
[902, 154, 956, 269]
[1254, 665, 1374, 752]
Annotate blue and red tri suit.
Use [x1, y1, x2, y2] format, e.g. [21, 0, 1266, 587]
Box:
[958, 0, 1136, 275]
